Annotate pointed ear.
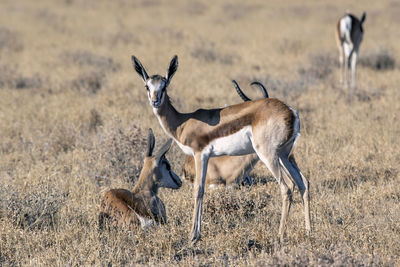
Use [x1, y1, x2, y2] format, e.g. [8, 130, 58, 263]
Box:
[146, 128, 155, 157]
[155, 139, 172, 161]
[131, 55, 149, 83]
[360, 12, 366, 24]
[166, 55, 178, 84]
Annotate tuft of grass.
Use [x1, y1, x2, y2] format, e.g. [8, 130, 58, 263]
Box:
[298, 53, 335, 82]
[70, 71, 106, 94]
[0, 64, 43, 89]
[0, 27, 23, 52]
[191, 42, 240, 65]
[88, 108, 103, 133]
[60, 50, 120, 72]
[86, 122, 149, 186]
[1, 183, 68, 231]
[277, 38, 304, 56]
[359, 49, 396, 71]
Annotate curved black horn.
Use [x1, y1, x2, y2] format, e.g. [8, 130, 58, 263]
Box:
[146, 128, 155, 157]
[155, 139, 173, 161]
[250, 81, 269, 98]
[232, 80, 251, 102]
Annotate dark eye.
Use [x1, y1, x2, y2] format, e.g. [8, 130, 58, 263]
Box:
[145, 85, 149, 91]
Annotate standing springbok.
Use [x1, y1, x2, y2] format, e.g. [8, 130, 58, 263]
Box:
[336, 12, 366, 89]
[183, 80, 269, 188]
[99, 128, 182, 230]
[131, 55, 311, 244]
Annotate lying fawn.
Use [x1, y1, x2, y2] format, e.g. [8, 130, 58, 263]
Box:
[99, 128, 182, 230]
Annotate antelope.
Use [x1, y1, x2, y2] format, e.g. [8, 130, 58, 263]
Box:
[183, 80, 269, 188]
[336, 12, 366, 89]
[98, 128, 182, 230]
[131, 55, 311, 244]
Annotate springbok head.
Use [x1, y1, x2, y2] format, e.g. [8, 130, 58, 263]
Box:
[144, 128, 182, 189]
[131, 56, 178, 109]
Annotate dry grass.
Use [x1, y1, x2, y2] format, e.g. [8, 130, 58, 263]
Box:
[1, 0, 399, 266]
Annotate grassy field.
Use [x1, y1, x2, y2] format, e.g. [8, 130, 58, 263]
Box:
[1, 0, 399, 265]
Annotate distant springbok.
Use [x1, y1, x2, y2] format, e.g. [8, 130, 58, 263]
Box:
[131, 55, 311, 244]
[336, 12, 366, 89]
[99, 128, 182, 230]
[183, 80, 269, 188]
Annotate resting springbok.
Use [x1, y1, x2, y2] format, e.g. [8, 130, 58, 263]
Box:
[183, 80, 269, 187]
[336, 12, 366, 89]
[131, 55, 311, 244]
[99, 128, 182, 230]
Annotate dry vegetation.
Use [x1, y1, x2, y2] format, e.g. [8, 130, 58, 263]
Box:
[0, 0, 399, 266]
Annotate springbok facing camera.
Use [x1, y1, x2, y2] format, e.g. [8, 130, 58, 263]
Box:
[99, 129, 182, 230]
[183, 80, 269, 188]
[336, 11, 366, 89]
[131, 55, 311, 244]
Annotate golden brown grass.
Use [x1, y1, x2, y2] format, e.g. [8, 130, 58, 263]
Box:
[1, 0, 399, 265]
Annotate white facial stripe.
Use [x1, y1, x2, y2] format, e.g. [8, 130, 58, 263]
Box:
[146, 78, 166, 107]
[147, 80, 165, 92]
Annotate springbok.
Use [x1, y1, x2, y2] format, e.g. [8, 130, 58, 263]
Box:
[131, 55, 311, 244]
[99, 128, 182, 230]
[336, 11, 366, 89]
[183, 80, 269, 188]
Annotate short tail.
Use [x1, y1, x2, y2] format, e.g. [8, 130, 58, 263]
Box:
[360, 12, 366, 24]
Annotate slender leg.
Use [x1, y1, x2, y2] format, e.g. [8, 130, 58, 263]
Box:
[254, 148, 292, 242]
[339, 47, 345, 85]
[190, 152, 209, 244]
[280, 160, 295, 194]
[344, 54, 350, 89]
[351, 51, 358, 89]
[280, 155, 311, 235]
[278, 176, 292, 242]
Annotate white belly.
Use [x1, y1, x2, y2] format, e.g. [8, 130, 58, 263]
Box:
[208, 126, 254, 156]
